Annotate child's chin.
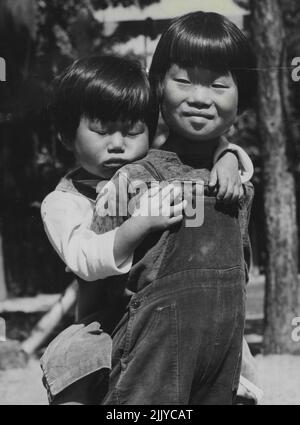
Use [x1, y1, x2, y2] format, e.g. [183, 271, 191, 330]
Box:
[185, 132, 219, 142]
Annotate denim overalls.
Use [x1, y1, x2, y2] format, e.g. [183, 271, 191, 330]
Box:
[94, 149, 253, 405]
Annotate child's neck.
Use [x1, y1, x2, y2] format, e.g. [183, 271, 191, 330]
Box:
[162, 132, 220, 163]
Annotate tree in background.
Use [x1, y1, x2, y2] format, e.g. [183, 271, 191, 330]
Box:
[250, 0, 300, 353]
[0, 0, 159, 297]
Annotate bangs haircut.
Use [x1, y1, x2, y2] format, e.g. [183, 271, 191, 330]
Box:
[149, 11, 257, 112]
[52, 55, 158, 147]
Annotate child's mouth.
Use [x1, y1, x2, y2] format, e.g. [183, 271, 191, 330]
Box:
[103, 159, 128, 168]
[183, 113, 214, 121]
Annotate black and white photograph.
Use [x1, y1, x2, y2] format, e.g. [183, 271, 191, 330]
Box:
[0, 0, 300, 407]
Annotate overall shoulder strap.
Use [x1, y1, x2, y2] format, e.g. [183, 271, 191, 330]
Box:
[137, 159, 165, 182]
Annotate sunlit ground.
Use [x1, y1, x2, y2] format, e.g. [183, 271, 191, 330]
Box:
[0, 276, 299, 405]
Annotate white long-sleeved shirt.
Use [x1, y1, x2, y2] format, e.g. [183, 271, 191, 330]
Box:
[41, 191, 133, 281]
[41, 142, 253, 282]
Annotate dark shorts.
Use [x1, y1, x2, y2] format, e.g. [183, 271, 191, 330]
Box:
[40, 318, 112, 403]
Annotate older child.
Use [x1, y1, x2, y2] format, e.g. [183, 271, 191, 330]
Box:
[91, 12, 258, 405]
[40, 53, 254, 404]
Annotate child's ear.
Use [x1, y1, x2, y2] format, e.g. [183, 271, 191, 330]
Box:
[227, 125, 236, 138]
[157, 80, 165, 102]
[58, 133, 73, 152]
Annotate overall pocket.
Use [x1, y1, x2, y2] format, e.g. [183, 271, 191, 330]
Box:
[114, 300, 180, 405]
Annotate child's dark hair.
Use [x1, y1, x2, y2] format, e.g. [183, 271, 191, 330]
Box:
[149, 12, 257, 113]
[52, 55, 158, 147]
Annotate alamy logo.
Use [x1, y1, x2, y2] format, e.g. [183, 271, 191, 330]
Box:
[0, 317, 6, 342]
[291, 317, 300, 343]
[291, 57, 300, 82]
[0, 57, 6, 82]
[95, 173, 205, 228]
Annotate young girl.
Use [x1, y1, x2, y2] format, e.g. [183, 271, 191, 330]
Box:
[91, 12, 258, 405]
[40, 54, 252, 404]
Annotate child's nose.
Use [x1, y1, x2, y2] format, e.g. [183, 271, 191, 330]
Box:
[188, 86, 212, 107]
[107, 133, 125, 153]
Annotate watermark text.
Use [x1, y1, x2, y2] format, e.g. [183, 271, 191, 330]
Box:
[95, 174, 205, 228]
[292, 317, 300, 342]
[0, 317, 6, 342]
[291, 57, 300, 82]
[0, 57, 6, 82]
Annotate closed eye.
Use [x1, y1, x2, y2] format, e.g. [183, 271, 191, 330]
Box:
[174, 78, 191, 84]
[212, 83, 229, 89]
[127, 131, 143, 137]
[94, 130, 108, 135]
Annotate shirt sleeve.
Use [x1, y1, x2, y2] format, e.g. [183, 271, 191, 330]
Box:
[213, 138, 254, 183]
[41, 190, 133, 282]
[238, 182, 255, 283]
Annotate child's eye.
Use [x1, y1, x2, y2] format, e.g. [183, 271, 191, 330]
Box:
[127, 130, 143, 137]
[174, 78, 191, 84]
[212, 83, 229, 89]
[96, 130, 108, 135]
[89, 125, 108, 134]
[90, 128, 108, 135]
[127, 123, 146, 136]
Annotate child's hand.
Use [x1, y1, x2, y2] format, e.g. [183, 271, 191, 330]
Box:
[113, 184, 187, 267]
[209, 152, 244, 203]
[132, 183, 187, 232]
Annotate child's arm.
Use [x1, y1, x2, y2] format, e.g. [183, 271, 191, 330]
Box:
[113, 184, 186, 266]
[41, 184, 185, 282]
[209, 136, 254, 203]
[238, 181, 255, 283]
[41, 190, 134, 281]
[213, 136, 254, 184]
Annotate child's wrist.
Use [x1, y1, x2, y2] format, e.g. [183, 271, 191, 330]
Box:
[216, 149, 239, 163]
[128, 216, 152, 237]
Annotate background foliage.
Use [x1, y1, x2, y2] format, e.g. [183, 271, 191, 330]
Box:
[0, 0, 299, 296]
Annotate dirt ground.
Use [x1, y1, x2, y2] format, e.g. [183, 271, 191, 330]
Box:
[0, 278, 299, 405]
[0, 355, 299, 405]
[255, 355, 300, 405]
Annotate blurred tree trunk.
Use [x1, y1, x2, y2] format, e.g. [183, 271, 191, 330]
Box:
[0, 232, 7, 301]
[0, 122, 7, 301]
[250, 0, 300, 353]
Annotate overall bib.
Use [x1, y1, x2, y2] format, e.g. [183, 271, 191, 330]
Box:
[102, 159, 246, 405]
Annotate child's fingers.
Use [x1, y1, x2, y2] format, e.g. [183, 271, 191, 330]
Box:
[147, 184, 160, 197]
[223, 183, 235, 203]
[216, 177, 229, 201]
[167, 214, 184, 225]
[173, 185, 183, 202]
[162, 200, 184, 218]
[161, 183, 181, 200]
[231, 185, 240, 203]
[238, 186, 245, 200]
[170, 199, 187, 217]
[209, 167, 218, 188]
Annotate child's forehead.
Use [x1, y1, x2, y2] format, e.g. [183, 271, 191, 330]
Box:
[167, 64, 232, 80]
[84, 117, 146, 130]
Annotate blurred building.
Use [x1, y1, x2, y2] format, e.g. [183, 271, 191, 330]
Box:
[94, 0, 248, 68]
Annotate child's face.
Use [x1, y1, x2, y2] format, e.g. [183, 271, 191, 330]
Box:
[161, 64, 238, 142]
[73, 117, 149, 178]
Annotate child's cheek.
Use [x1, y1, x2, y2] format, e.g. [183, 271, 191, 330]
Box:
[218, 90, 239, 120]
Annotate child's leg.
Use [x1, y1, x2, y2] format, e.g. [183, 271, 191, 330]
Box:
[50, 370, 109, 405]
[236, 337, 263, 404]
